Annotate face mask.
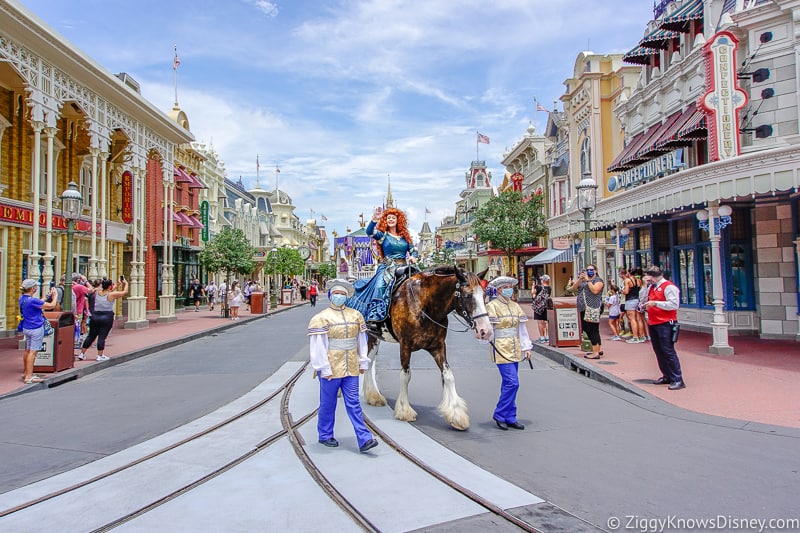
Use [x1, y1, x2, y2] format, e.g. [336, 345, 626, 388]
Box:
[330, 294, 347, 307]
[501, 288, 514, 298]
[586, 269, 595, 277]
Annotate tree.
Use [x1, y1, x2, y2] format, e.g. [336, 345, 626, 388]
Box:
[267, 247, 305, 288]
[198, 227, 256, 282]
[317, 262, 337, 281]
[471, 190, 547, 273]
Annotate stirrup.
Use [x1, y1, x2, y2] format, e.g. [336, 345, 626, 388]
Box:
[367, 321, 382, 335]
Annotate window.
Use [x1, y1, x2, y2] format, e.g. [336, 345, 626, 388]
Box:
[79, 158, 93, 210]
[677, 248, 696, 305]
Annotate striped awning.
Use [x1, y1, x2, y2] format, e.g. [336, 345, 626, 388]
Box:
[660, 0, 703, 33]
[623, 45, 657, 65]
[636, 111, 685, 159]
[525, 247, 574, 266]
[608, 129, 650, 172]
[655, 103, 698, 149]
[640, 28, 681, 50]
[678, 110, 707, 139]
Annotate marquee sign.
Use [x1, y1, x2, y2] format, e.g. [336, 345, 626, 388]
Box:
[0, 201, 100, 234]
[608, 149, 684, 192]
[121, 170, 133, 223]
[702, 31, 748, 162]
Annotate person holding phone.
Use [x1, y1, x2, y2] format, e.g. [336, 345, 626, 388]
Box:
[76, 276, 128, 362]
[19, 279, 59, 383]
[571, 264, 605, 359]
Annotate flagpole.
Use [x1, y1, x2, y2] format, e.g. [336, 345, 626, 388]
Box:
[256, 154, 260, 188]
[173, 45, 179, 107]
[275, 165, 279, 192]
[476, 130, 479, 161]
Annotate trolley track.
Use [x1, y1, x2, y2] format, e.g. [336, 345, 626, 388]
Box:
[1, 361, 552, 532]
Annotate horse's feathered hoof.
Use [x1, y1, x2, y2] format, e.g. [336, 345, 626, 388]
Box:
[365, 391, 387, 406]
[450, 420, 470, 431]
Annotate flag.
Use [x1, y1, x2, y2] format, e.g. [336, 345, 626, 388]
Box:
[536, 103, 549, 112]
[425, 207, 431, 214]
[275, 166, 280, 173]
[173, 46, 180, 70]
[477, 132, 490, 144]
[321, 214, 328, 221]
[256, 155, 260, 171]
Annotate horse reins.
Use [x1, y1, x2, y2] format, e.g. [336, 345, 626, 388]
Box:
[409, 273, 486, 333]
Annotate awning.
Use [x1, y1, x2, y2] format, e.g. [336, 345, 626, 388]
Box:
[623, 45, 657, 65]
[608, 123, 662, 172]
[525, 247, 574, 266]
[677, 110, 707, 139]
[622, 123, 668, 168]
[187, 215, 204, 229]
[635, 111, 685, 159]
[174, 211, 192, 226]
[259, 221, 269, 236]
[660, 0, 703, 33]
[269, 223, 282, 238]
[174, 166, 206, 189]
[640, 28, 681, 50]
[655, 103, 698, 150]
[172, 211, 181, 223]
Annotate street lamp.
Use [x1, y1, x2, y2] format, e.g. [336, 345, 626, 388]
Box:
[466, 235, 475, 272]
[60, 181, 83, 312]
[270, 247, 278, 305]
[575, 173, 598, 269]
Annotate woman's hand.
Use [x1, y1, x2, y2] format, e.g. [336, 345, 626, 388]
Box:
[372, 206, 383, 222]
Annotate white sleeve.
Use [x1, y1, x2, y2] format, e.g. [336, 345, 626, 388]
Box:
[357, 331, 370, 370]
[309, 334, 332, 377]
[518, 323, 533, 351]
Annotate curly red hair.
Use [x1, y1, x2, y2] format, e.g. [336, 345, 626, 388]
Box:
[374, 208, 414, 260]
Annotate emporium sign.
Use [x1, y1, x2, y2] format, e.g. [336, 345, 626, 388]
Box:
[0, 201, 100, 234]
[702, 31, 748, 162]
[121, 170, 133, 223]
[608, 149, 684, 192]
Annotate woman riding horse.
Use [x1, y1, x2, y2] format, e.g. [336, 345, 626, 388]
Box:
[346, 206, 418, 333]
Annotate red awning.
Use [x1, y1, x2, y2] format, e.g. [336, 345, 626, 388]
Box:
[172, 211, 182, 223]
[636, 111, 685, 159]
[174, 211, 192, 226]
[678, 110, 707, 139]
[187, 215, 204, 229]
[655, 103, 698, 150]
[174, 166, 205, 188]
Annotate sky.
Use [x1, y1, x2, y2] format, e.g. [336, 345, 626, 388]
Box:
[19, 0, 653, 244]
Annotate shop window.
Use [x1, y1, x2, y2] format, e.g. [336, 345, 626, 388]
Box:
[730, 245, 748, 309]
[701, 246, 712, 306]
[676, 248, 696, 305]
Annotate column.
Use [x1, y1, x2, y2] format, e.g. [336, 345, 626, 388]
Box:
[41, 127, 57, 289]
[88, 148, 99, 279]
[124, 167, 149, 329]
[30, 121, 43, 290]
[704, 205, 734, 355]
[158, 171, 176, 322]
[795, 238, 800, 342]
[98, 152, 109, 278]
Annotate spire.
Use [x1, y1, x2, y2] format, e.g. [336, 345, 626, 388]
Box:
[386, 173, 395, 208]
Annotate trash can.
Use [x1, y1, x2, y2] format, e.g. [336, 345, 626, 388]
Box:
[250, 292, 268, 314]
[281, 288, 293, 306]
[547, 297, 581, 347]
[34, 311, 75, 373]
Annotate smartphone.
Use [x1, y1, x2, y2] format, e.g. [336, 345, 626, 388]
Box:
[119, 275, 125, 282]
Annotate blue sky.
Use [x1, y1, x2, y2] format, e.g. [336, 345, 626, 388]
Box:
[20, 0, 652, 241]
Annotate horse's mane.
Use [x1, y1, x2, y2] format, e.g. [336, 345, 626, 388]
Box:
[422, 265, 481, 288]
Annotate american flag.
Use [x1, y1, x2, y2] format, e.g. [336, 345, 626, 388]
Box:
[173, 46, 180, 70]
[536, 103, 549, 112]
[425, 207, 431, 214]
[477, 132, 490, 144]
[321, 214, 328, 221]
[256, 155, 260, 171]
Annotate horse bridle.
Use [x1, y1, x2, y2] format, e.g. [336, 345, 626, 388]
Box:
[410, 272, 487, 332]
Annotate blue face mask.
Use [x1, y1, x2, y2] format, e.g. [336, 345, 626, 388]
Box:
[586, 269, 595, 277]
[501, 288, 514, 298]
[330, 294, 347, 307]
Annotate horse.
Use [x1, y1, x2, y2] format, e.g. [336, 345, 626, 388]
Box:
[362, 265, 492, 430]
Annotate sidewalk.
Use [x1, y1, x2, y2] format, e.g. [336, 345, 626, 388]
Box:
[523, 305, 800, 429]
[0, 300, 307, 400]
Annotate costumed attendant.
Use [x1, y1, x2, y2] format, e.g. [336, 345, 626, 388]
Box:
[485, 276, 532, 431]
[347, 206, 418, 334]
[308, 279, 379, 453]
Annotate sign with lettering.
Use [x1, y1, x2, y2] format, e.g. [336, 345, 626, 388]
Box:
[0, 201, 101, 235]
[702, 31, 748, 162]
[555, 307, 580, 341]
[608, 149, 684, 192]
[121, 170, 133, 223]
[200, 200, 209, 242]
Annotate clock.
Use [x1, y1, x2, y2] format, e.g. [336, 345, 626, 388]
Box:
[298, 246, 311, 260]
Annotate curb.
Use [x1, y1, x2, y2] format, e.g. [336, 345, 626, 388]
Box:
[1, 303, 306, 402]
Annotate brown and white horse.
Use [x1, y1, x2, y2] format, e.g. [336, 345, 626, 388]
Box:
[362, 266, 492, 430]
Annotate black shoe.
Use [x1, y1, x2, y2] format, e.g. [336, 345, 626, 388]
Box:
[668, 380, 686, 390]
[359, 439, 378, 453]
[367, 322, 382, 335]
[507, 421, 525, 430]
[493, 417, 508, 431]
[652, 377, 670, 385]
[319, 438, 339, 447]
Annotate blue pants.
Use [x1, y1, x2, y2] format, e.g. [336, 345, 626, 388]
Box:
[649, 322, 683, 382]
[494, 362, 520, 423]
[318, 375, 373, 447]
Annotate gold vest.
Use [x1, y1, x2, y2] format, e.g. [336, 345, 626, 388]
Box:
[486, 297, 528, 364]
[307, 305, 367, 378]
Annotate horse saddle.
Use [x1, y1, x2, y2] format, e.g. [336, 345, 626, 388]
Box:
[368, 265, 420, 341]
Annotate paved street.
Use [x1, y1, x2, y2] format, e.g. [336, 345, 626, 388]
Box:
[1, 303, 798, 531]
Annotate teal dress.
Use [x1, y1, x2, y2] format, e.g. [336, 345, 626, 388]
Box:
[346, 221, 418, 322]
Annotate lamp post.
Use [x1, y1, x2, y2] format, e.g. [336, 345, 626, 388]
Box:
[466, 236, 475, 272]
[270, 247, 278, 306]
[697, 205, 734, 355]
[575, 174, 598, 269]
[60, 181, 83, 312]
